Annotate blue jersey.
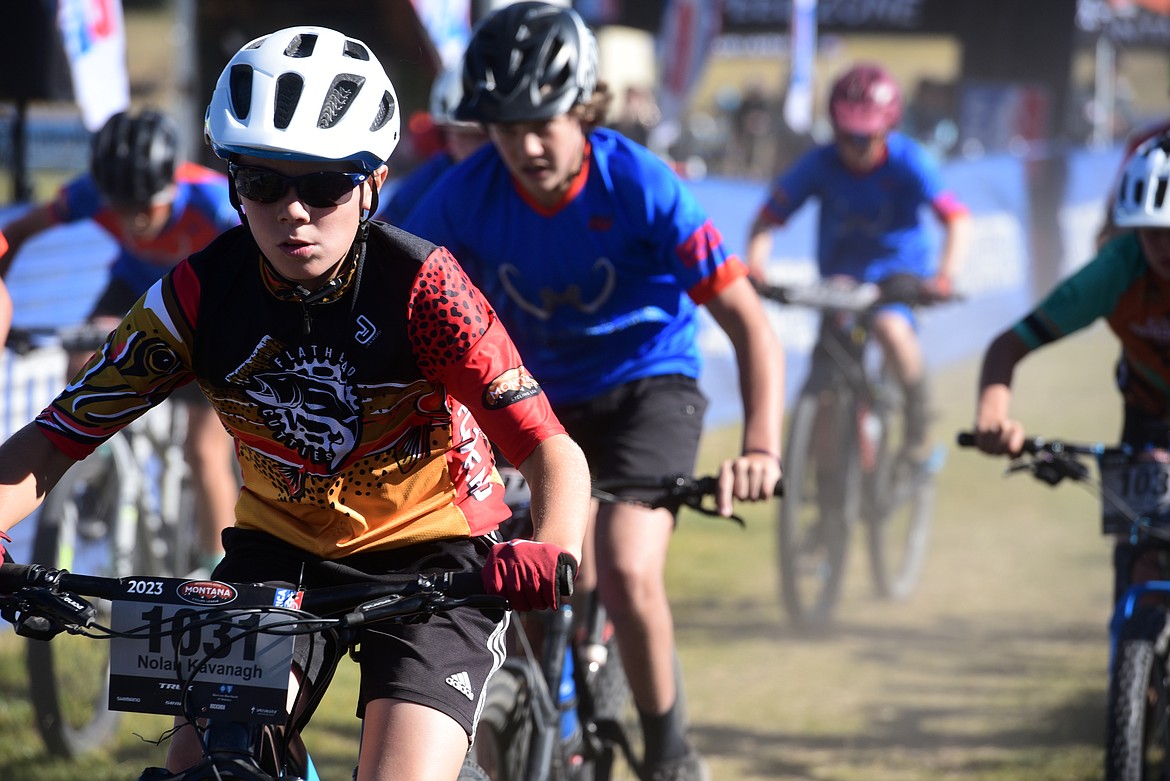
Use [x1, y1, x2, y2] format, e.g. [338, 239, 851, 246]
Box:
[52, 163, 239, 296]
[761, 132, 966, 281]
[376, 151, 456, 225]
[404, 128, 748, 406]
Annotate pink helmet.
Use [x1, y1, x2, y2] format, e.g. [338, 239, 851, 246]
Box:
[829, 63, 902, 135]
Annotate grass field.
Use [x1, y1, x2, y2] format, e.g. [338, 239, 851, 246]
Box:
[0, 323, 1124, 780]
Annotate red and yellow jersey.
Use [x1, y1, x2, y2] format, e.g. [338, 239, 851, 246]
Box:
[35, 223, 565, 557]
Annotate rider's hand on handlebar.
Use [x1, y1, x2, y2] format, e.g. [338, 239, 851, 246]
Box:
[0, 530, 11, 565]
[718, 452, 783, 517]
[483, 540, 578, 611]
[926, 273, 953, 300]
[972, 417, 1027, 457]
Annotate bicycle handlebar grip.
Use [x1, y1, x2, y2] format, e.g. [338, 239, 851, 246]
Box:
[556, 553, 577, 599]
[956, 432, 976, 448]
[0, 563, 46, 593]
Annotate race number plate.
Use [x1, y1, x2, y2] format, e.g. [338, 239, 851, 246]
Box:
[1099, 452, 1170, 534]
[108, 578, 303, 722]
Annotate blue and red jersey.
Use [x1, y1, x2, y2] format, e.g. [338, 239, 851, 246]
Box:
[376, 151, 457, 225]
[403, 127, 748, 407]
[759, 131, 967, 282]
[49, 162, 239, 296]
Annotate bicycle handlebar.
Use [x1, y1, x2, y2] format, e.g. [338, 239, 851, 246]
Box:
[0, 562, 509, 639]
[955, 431, 1117, 458]
[754, 279, 962, 312]
[590, 473, 783, 527]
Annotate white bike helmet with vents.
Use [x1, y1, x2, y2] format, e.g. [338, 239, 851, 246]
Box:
[205, 26, 399, 172]
[429, 62, 479, 129]
[1114, 133, 1170, 229]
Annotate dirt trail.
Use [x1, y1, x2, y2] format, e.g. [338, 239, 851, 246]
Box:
[672, 325, 1120, 781]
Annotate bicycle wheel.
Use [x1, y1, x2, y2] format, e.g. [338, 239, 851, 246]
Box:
[864, 381, 934, 601]
[471, 663, 533, 781]
[586, 635, 641, 781]
[1106, 610, 1170, 781]
[777, 390, 860, 628]
[26, 440, 140, 757]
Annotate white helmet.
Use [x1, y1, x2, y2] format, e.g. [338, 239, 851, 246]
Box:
[429, 62, 478, 129]
[205, 26, 400, 172]
[1114, 133, 1170, 229]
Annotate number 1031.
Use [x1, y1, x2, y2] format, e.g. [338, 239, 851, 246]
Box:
[139, 606, 262, 660]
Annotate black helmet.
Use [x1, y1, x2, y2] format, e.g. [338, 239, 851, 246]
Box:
[456, 2, 598, 124]
[90, 110, 179, 207]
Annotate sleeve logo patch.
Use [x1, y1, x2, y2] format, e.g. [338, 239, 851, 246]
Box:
[484, 366, 543, 409]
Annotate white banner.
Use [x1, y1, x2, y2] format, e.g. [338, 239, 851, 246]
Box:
[57, 0, 130, 131]
[784, 0, 817, 134]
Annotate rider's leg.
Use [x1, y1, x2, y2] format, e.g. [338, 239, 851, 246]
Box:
[183, 400, 237, 564]
[357, 699, 469, 781]
[553, 375, 708, 775]
[871, 308, 930, 456]
[593, 499, 680, 719]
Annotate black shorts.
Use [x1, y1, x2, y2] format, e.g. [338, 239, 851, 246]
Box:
[555, 374, 708, 502]
[212, 529, 507, 737]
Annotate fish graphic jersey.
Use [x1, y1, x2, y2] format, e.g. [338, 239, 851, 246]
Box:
[34, 223, 564, 557]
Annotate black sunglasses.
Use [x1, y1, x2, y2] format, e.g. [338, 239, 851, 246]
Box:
[229, 164, 370, 208]
[839, 132, 881, 148]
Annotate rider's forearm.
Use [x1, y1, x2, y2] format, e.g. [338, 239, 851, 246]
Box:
[744, 214, 776, 281]
[0, 423, 77, 536]
[517, 433, 590, 563]
[0, 206, 55, 279]
[710, 278, 785, 456]
[937, 211, 972, 281]
[0, 278, 11, 347]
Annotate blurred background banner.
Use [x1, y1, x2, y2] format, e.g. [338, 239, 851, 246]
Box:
[57, 0, 130, 131]
[410, 0, 472, 69]
[657, 0, 724, 127]
[783, 0, 816, 134]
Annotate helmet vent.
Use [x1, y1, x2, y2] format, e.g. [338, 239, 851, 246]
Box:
[319, 75, 364, 128]
[371, 89, 397, 132]
[343, 40, 370, 61]
[229, 65, 253, 120]
[244, 36, 265, 51]
[284, 33, 317, 58]
[274, 72, 304, 129]
[1156, 178, 1169, 209]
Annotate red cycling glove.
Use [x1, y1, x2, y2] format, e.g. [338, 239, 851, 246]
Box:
[483, 540, 578, 611]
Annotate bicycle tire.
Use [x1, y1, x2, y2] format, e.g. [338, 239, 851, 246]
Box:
[777, 390, 859, 628]
[26, 442, 140, 757]
[864, 382, 934, 601]
[1106, 610, 1170, 781]
[471, 663, 533, 781]
[586, 635, 641, 781]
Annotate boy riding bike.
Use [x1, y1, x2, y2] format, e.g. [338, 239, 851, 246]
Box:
[0, 109, 240, 569]
[0, 25, 590, 781]
[745, 62, 971, 466]
[972, 131, 1170, 603]
[404, 5, 784, 779]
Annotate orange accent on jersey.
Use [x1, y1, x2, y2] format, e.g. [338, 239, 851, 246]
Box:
[687, 256, 749, 305]
[676, 219, 724, 268]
